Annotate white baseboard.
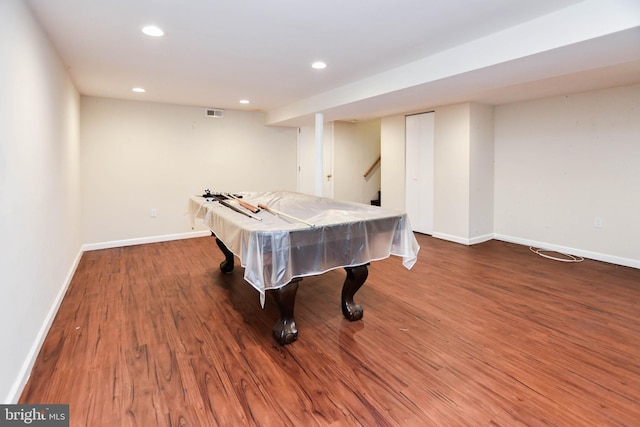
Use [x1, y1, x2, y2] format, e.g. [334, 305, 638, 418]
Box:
[82, 230, 211, 252]
[469, 233, 493, 245]
[431, 232, 493, 246]
[6, 248, 84, 404]
[494, 233, 640, 269]
[430, 231, 639, 269]
[431, 232, 471, 245]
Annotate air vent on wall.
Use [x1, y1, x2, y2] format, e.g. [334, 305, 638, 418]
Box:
[205, 108, 224, 118]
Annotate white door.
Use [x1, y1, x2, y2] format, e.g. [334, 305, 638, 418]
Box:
[405, 112, 434, 234]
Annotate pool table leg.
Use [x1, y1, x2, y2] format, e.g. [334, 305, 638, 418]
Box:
[342, 264, 369, 321]
[214, 234, 234, 274]
[271, 279, 301, 345]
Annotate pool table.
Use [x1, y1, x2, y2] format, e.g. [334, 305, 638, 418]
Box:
[188, 191, 419, 345]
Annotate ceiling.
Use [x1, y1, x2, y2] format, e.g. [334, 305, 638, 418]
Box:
[26, 0, 640, 127]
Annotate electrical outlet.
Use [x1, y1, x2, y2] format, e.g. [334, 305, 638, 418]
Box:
[594, 217, 603, 228]
[151, 208, 157, 218]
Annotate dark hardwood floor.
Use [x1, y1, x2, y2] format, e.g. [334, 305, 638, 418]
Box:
[20, 234, 640, 426]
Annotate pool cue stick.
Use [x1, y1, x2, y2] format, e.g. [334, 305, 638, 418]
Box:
[226, 193, 260, 213]
[257, 203, 316, 228]
[218, 199, 262, 221]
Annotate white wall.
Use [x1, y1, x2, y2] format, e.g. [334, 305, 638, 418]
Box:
[383, 103, 494, 244]
[333, 120, 381, 204]
[0, 0, 81, 403]
[433, 103, 471, 242]
[380, 114, 406, 211]
[383, 89, 640, 267]
[80, 97, 297, 245]
[469, 103, 495, 242]
[494, 84, 640, 266]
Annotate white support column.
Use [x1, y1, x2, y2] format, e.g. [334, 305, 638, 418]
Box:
[314, 112, 324, 196]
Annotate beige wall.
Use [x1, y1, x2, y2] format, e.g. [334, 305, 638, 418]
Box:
[433, 103, 472, 242]
[380, 114, 406, 211]
[0, 0, 81, 402]
[80, 97, 297, 245]
[380, 87, 638, 267]
[382, 105, 489, 241]
[469, 103, 495, 242]
[333, 120, 381, 205]
[494, 83, 640, 265]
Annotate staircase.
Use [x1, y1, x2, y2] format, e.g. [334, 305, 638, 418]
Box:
[370, 191, 381, 206]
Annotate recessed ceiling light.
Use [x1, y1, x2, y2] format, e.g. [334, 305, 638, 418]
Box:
[142, 25, 164, 37]
[132, 87, 146, 93]
[239, 99, 250, 104]
[312, 61, 327, 70]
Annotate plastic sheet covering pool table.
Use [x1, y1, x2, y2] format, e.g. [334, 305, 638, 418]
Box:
[188, 191, 419, 298]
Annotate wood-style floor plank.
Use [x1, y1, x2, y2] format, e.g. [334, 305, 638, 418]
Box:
[20, 235, 640, 426]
